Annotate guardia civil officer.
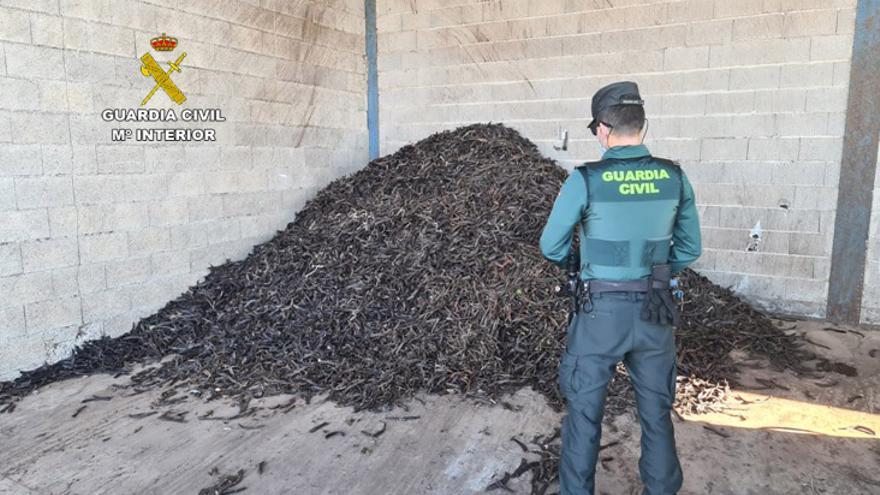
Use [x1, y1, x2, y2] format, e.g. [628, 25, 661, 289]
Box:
[539, 81, 702, 495]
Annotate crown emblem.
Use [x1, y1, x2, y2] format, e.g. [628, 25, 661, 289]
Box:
[150, 33, 177, 51]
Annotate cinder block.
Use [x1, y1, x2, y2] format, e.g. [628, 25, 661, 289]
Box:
[0, 145, 42, 176]
[102, 311, 134, 338]
[281, 187, 312, 213]
[76, 263, 105, 294]
[663, 46, 709, 71]
[0, 78, 40, 111]
[51, 266, 78, 297]
[36, 79, 67, 112]
[824, 162, 841, 187]
[105, 257, 151, 288]
[701, 138, 749, 160]
[127, 227, 171, 256]
[168, 223, 208, 251]
[780, 62, 834, 88]
[11, 113, 69, 144]
[238, 213, 278, 240]
[41, 145, 72, 175]
[143, 145, 186, 173]
[836, 8, 855, 34]
[707, 91, 756, 114]
[123, 175, 171, 202]
[162, 171, 203, 198]
[793, 185, 838, 210]
[667, 0, 715, 22]
[692, 114, 775, 139]
[718, 161, 778, 184]
[63, 17, 135, 57]
[686, 20, 732, 46]
[184, 194, 223, 222]
[825, 111, 845, 135]
[63, 51, 115, 86]
[778, 0, 856, 12]
[73, 176, 127, 205]
[4, 44, 64, 80]
[788, 232, 831, 257]
[747, 137, 800, 160]
[810, 34, 854, 61]
[25, 295, 81, 332]
[14, 177, 74, 209]
[646, 139, 702, 161]
[79, 232, 128, 262]
[714, 0, 765, 18]
[0, 209, 50, 242]
[96, 145, 145, 174]
[753, 89, 806, 112]
[832, 61, 850, 87]
[709, 38, 810, 67]
[602, 25, 686, 52]
[0, 7, 30, 42]
[79, 203, 150, 235]
[81, 289, 130, 322]
[730, 64, 783, 90]
[20, 237, 78, 271]
[0, 271, 53, 306]
[1, 0, 58, 13]
[732, 14, 784, 41]
[222, 192, 281, 217]
[660, 94, 707, 115]
[799, 137, 843, 162]
[805, 87, 847, 112]
[46, 207, 76, 237]
[0, 305, 25, 343]
[150, 250, 190, 276]
[770, 162, 827, 186]
[204, 218, 242, 245]
[59, 0, 111, 20]
[784, 277, 827, 304]
[776, 113, 828, 136]
[0, 241, 21, 276]
[126, 275, 191, 315]
[30, 13, 63, 47]
[0, 177, 13, 211]
[784, 10, 838, 38]
[148, 199, 189, 227]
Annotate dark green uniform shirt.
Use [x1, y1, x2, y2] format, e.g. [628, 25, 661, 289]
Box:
[539, 144, 701, 279]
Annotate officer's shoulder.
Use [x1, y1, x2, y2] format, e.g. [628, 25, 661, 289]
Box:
[651, 156, 682, 169]
[574, 160, 606, 170]
[651, 156, 685, 178]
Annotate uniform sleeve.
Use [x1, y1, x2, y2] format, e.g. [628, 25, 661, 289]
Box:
[669, 172, 702, 274]
[539, 172, 588, 268]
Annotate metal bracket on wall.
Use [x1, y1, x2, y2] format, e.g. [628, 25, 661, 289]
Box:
[827, 0, 880, 323]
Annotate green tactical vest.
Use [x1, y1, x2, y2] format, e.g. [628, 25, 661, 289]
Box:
[575, 156, 683, 281]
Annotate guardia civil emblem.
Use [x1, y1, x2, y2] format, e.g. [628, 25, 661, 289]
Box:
[139, 33, 186, 106]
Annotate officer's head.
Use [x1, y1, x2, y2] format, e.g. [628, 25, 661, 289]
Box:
[587, 81, 646, 150]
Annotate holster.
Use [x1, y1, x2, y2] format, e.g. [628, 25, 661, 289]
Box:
[639, 263, 680, 326]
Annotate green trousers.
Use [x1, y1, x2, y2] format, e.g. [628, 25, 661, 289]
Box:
[558, 291, 683, 495]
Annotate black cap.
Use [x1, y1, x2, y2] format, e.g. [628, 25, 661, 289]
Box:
[588, 81, 644, 135]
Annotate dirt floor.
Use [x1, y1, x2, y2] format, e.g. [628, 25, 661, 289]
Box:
[1, 319, 879, 495]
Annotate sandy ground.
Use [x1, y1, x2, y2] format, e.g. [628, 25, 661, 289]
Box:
[1, 319, 879, 495]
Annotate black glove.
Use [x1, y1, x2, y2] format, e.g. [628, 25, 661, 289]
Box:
[640, 265, 680, 327]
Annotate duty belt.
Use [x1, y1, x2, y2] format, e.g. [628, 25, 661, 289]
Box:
[585, 278, 668, 293]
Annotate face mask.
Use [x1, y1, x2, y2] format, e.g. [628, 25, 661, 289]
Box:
[599, 141, 608, 155]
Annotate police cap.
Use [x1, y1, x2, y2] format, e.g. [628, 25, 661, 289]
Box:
[588, 81, 644, 135]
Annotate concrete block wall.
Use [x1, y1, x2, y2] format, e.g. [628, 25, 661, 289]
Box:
[0, 0, 367, 379]
[864, 150, 880, 324]
[376, 0, 858, 318]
